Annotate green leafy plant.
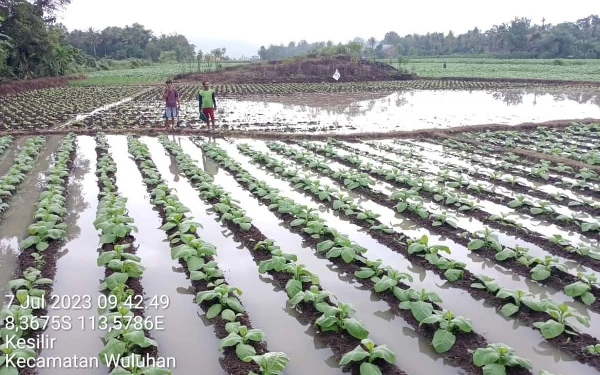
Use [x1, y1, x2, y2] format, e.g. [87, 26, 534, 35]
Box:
[219, 322, 265, 360]
[338, 338, 396, 375]
[420, 309, 473, 353]
[472, 343, 532, 374]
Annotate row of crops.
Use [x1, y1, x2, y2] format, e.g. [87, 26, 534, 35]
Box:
[0, 81, 598, 131]
[460, 123, 600, 166]
[0, 129, 598, 375]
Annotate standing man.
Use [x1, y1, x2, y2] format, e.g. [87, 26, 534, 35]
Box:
[163, 80, 180, 129]
[198, 81, 217, 130]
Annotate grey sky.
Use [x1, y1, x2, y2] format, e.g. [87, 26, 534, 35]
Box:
[58, 0, 599, 57]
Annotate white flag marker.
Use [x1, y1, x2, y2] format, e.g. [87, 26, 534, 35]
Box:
[332, 69, 341, 80]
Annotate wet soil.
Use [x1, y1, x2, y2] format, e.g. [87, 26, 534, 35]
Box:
[14, 138, 76, 375]
[338, 141, 600, 270]
[129, 145, 263, 375]
[195, 141, 537, 375]
[176, 55, 414, 84]
[94, 141, 159, 368]
[255, 142, 600, 371]
[297, 144, 600, 312]
[0, 75, 86, 97]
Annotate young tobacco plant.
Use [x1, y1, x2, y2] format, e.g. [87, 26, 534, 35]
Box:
[472, 343, 532, 374]
[196, 284, 245, 319]
[339, 338, 396, 375]
[420, 309, 473, 353]
[563, 272, 598, 305]
[245, 352, 290, 375]
[315, 302, 369, 339]
[219, 321, 265, 360]
[533, 302, 590, 339]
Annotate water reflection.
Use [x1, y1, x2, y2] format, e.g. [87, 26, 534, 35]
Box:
[80, 88, 600, 134]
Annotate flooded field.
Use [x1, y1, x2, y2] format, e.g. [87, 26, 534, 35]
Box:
[0, 121, 599, 375]
[65, 87, 600, 134]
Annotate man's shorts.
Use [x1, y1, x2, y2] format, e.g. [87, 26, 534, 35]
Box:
[202, 108, 215, 121]
[164, 106, 178, 118]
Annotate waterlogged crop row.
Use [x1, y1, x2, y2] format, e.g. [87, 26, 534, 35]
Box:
[127, 135, 289, 375]
[155, 135, 413, 375]
[93, 132, 170, 375]
[0, 136, 46, 216]
[228, 140, 600, 371]
[333, 139, 600, 248]
[193, 138, 552, 375]
[0, 136, 13, 157]
[0, 133, 75, 374]
[461, 125, 600, 166]
[417, 138, 600, 192]
[0, 86, 143, 130]
[285, 140, 600, 298]
[363, 138, 600, 209]
[432, 136, 599, 188]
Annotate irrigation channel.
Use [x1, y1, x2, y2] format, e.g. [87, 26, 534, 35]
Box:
[0, 130, 598, 375]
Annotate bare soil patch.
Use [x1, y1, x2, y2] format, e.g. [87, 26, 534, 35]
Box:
[0, 75, 86, 97]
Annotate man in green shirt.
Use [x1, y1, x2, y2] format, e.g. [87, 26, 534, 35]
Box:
[198, 81, 217, 130]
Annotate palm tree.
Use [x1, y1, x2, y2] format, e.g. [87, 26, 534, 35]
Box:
[86, 27, 98, 57]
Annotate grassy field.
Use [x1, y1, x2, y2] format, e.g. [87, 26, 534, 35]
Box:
[385, 57, 600, 81]
[70, 61, 246, 86]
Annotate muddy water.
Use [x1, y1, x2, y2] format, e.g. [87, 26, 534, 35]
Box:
[0, 135, 62, 305]
[38, 136, 106, 375]
[201, 139, 599, 375]
[144, 136, 346, 375]
[106, 135, 225, 375]
[178, 137, 456, 375]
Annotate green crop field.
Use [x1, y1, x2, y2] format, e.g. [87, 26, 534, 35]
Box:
[0, 78, 599, 375]
[384, 57, 600, 81]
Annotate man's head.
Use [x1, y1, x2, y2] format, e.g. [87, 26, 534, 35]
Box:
[202, 81, 210, 89]
[166, 80, 173, 90]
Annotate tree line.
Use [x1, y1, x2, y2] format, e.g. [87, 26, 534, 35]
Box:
[258, 14, 600, 60]
[0, 0, 204, 81]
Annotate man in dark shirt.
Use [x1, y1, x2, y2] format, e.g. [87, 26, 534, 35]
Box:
[163, 80, 180, 129]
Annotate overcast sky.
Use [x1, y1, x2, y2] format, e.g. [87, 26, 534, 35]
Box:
[58, 0, 599, 57]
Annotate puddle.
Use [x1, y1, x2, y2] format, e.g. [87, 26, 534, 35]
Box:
[0, 135, 62, 304]
[144, 136, 346, 375]
[178, 137, 456, 375]
[197, 137, 598, 375]
[107, 135, 225, 375]
[38, 136, 106, 375]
